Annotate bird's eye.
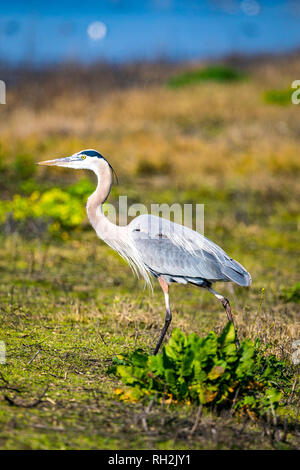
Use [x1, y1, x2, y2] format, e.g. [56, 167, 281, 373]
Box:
[81, 155, 86, 160]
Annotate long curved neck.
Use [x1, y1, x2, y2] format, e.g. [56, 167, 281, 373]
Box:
[86, 160, 112, 233]
[86, 159, 151, 286]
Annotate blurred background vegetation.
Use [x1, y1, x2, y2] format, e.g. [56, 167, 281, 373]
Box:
[1, 55, 300, 244]
[0, 0, 299, 451]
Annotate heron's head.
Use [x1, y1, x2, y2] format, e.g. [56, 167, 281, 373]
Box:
[38, 149, 108, 171]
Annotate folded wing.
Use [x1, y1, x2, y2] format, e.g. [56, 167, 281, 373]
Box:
[129, 214, 251, 286]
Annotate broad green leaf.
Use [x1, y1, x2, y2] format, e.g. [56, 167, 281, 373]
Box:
[165, 369, 176, 389]
[219, 322, 236, 347]
[208, 365, 225, 380]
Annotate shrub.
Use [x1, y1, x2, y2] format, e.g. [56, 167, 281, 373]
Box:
[111, 323, 292, 416]
[66, 178, 95, 199]
[263, 89, 293, 106]
[0, 178, 94, 239]
[167, 65, 245, 88]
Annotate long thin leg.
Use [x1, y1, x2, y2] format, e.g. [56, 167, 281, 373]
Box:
[154, 277, 172, 355]
[206, 286, 240, 348]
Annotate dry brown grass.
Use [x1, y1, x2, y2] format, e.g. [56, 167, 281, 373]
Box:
[1, 55, 300, 191]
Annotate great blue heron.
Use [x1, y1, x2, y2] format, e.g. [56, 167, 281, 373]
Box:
[39, 149, 251, 353]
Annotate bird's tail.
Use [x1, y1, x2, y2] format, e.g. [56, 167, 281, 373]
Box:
[222, 258, 252, 287]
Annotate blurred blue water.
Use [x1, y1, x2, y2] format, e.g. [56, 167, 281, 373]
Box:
[1, 0, 300, 64]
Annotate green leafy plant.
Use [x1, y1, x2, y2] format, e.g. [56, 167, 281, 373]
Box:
[167, 65, 246, 88]
[111, 323, 292, 417]
[0, 178, 95, 239]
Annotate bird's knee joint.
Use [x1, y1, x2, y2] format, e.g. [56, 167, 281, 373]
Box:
[221, 297, 230, 308]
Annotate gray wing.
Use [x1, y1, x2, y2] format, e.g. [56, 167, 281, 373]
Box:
[129, 214, 251, 286]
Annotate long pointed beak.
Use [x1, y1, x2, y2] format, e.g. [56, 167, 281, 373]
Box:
[38, 156, 77, 167]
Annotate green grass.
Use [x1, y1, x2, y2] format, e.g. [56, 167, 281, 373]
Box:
[1, 57, 300, 449]
[0, 182, 299, 449]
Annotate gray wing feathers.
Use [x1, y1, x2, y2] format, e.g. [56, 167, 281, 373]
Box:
[129, 214, 251, 286]
[220, 257, 252, 287]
